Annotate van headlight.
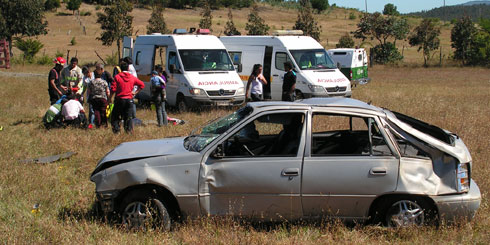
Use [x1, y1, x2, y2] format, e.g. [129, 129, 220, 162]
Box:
[457, 162, 470, 193]
[236, 87, 245, 95]
[308, 85, 325, 93]
[189, 88, 205, 95]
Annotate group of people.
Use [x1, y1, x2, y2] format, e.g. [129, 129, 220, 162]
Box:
[44, 56, 168, 133]
[245, 61, 296, 102]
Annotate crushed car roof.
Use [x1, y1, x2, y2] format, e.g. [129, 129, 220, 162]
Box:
[248, 97, 383, 112]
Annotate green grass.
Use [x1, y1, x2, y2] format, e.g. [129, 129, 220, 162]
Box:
[0, 65, 489, 243]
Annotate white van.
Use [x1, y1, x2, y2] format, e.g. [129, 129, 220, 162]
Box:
[327, 48, 371, 85]
[220, 35, 351, 100]
[123, 31, 245, 110]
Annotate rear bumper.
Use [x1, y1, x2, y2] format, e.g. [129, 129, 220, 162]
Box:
[185, 95, 245, 107]
[431, 179, 481, 223]
[352, 77, 371, 86]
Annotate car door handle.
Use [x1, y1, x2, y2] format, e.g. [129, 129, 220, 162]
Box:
[370, 167, 387, 176]
[273, 74, 279, 77]
[282, 168, 299, 176]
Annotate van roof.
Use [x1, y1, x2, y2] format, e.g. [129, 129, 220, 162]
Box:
[220, 35, 323, 50]
[328, 48, 365, 52]
[134, 34, 227, 50]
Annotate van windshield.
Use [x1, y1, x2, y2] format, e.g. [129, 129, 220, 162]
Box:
[179, 49, 235, 71]
[290, 49, 336, 70]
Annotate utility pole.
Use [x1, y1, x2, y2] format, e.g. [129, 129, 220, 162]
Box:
[365, 0, 368, 13]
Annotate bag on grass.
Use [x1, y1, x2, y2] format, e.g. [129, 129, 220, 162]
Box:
[106, 103, 114, 122]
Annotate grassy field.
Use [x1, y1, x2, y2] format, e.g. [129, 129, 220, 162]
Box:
[9, 3, 455, 67]
[0, 65, 489, 243]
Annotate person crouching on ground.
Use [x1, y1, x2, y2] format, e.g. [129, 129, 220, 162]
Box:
[61, 94, 87, 128]
[43, 98, 68, 129]
[88, 71, 110, 128]
[109, 61, 145, 134]
[150, 70, 168, 127]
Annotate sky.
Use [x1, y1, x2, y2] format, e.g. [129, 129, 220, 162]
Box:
[329, 0, 480, 14]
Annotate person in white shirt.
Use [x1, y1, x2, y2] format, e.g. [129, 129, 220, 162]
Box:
[246, 64, 268, 101]
[62, 95, 86, 127]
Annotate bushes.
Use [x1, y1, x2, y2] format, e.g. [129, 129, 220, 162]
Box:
[14, 38, 44, 62]
[336, 33, 354, 48]
[372, 43, 403, 64]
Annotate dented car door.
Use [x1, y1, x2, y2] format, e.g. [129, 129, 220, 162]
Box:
[199, 111, 307, 220]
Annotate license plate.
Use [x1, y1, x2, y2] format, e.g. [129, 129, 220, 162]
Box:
[216, 101, 229, 106]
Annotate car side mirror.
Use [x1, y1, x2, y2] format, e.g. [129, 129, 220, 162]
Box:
[169, 64, 176, 73]
[211, 143, 225, 159]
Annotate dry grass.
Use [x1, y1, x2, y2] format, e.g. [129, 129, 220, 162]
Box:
[9, 3, 454, 67]
[0, 65, 489, 243]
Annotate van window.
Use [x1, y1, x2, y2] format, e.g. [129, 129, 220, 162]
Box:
[168, 51, 180, 71]
[135, 51, 141, 65]
[178, 49, 234, 71]
[333, 52, 347, 55]
[229, 52, 242, 65]
[154, 46, 167, 70]
[275, 52, 292, 71]
[358, 54, 363, 62]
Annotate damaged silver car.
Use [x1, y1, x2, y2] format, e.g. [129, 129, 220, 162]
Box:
[90, 98, 481, 229]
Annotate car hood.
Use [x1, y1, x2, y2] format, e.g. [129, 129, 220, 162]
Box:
[92, 137, 188, 176]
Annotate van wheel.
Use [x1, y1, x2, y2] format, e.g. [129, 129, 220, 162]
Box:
[381, 197, 436, 227]
[120, 190, 171, 231]
[295, 90, 304, 100]
[177, 95, 188, 112]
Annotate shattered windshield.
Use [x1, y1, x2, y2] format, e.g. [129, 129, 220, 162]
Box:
[178, 49, 235, 71]
[290, 49, 337, 70]
[184, 106, 253, 152]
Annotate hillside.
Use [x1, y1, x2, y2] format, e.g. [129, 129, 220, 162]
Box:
[406, 3, 490, 21]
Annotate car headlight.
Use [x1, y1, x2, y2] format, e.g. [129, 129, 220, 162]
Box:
[236, 87, 245, 95]
[189, 88, 205, 95]
[308, 85, 325, 93]
[457, 162, 470, 193]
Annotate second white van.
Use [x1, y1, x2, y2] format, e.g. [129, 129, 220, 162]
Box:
[220, 34, 352, 100]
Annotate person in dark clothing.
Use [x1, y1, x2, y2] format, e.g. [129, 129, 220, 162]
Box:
[95, 63, 113, 90]
[48, 57, 67, 105]
[282, 61, 296, 102]
[109, 61, 145, 134]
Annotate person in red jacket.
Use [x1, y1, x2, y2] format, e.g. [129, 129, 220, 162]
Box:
[109, 61, 145, 133]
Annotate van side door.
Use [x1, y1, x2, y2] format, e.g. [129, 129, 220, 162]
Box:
[166, 49, 183, 106]
[133, 45, 155, 101]
[271, 50, 293, 101]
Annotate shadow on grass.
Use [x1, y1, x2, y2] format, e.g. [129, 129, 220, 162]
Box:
[57, 201, 116, 225]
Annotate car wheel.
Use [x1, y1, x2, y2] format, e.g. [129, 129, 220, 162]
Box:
[177, 95, 188, 112]
[120, 190, 171, 231]
[383, 198, 434, 227]
[295, 90, 304, 100]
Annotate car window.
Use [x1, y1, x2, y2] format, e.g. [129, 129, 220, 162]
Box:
[168, 51, 180, 70]
[311, 113, 392, 156]
[391, 131, 430, 158]
[223, 113, 305, 157]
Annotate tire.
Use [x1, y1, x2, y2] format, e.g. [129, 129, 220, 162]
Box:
[381, 197, 437, 228]
[176, 95, 188, 112]
[120, 190, 172, 231]
[295, 90, 304, 100]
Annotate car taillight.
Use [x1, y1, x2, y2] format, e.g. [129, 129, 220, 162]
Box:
[350, 70, 352, 79]
[457, 162, 470, 193]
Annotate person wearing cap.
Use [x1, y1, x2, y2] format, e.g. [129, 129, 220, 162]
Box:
[150, 70, 167, 127]
[282, 61, 296, 102]
[60, 57, 83, 94]
[48, 57, 67, 105]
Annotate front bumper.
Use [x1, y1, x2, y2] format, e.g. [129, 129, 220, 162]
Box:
[95, 190, 120, 214]
[431, 179, 481, 223]
[304, 90, 352, 98]
[185, 95, 245, 107]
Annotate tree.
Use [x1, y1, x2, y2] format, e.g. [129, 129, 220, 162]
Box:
[245, 2, 270, 35]
[451, 16, 477, 65]
[14, 38, 44, 61]
[353, 13, 409, 63]
[224, 8, 241, 36]
[408, 19, 441, 66]
[147, 5, 168, 34]
[96, 0, 133, 60]
[293, 0, 321, 41]
[199, 1, 212, 30]
[383, 3, 399, 16]
[336, 33, 354, 48]
[66, 0, 82, 14]
[310, 0, 329, 13]
[45, 0, 61, 11]
[0, 0, 48, 56]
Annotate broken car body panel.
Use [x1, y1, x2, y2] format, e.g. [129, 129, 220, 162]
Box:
[91, 98, 481, 223]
